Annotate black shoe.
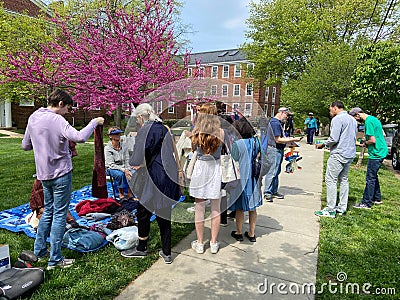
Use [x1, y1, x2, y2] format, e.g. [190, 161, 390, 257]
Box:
[231, 231, 243, 241]
[272, 193, 284, 199]
[245, 231, 256, 242]
[121, 248, 148, 258]
[264, 194, 273, 202]
[227, 211, 236, 220]
[220, 220, 228, 227]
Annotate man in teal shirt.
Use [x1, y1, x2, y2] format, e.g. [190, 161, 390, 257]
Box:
[349, 107, 388, 209]
[304, 113, 318, 144]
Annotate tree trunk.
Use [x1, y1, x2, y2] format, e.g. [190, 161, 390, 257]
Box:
[114, 106, 122, 128]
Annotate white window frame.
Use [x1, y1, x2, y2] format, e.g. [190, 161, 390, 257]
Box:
[222, 84, 228, 97]
[271, 104, 275, 117]
[211, 85, 217, 96]
[272, 86, 276, 102]
[188, 68, 193, 77]
[233, 84, 240, 96]
[234, 64, 241, 77]
[168, 102, 174, 114]
[198, 67, 205, 79]
[156, 101, 163, 114]
[187, 87, 192, 95]
[264, 104, 268, 116]
[211, 66, 218, 78]
[265, 87, 270, 99]
[222, 65, 229, 78]
[244, 103, 252, 116]
[247, 63, 254, 72]
[232, 103, 240, 111]
[186, 103, 192, 112]
[19, 99, 34, 107]
[246, 83, 253, 96]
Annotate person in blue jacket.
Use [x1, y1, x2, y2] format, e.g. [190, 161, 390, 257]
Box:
[304, 113, 318, 144]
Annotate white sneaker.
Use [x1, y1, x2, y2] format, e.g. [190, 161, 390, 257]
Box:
[191, 240, 204, 254]
[210, 241, 219, 254]
[186, 206, 196, 213]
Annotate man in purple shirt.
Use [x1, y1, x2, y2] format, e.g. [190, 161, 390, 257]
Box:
[22, 89, 104, 269]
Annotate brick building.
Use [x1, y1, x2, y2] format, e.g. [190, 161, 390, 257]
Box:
[158, 49, 281, 121]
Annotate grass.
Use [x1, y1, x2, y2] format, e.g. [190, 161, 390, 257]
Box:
[315, 152, 400, 299]
[0, 138, 194, 299]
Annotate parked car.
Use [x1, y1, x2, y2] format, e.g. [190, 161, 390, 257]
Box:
[391, 128, 400, 169]
[382, 124, 398, 158]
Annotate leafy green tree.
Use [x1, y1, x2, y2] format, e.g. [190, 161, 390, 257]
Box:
[349, 41, 400, 123]
[0, 4, 53, 103]
[283, 42, 358, 123]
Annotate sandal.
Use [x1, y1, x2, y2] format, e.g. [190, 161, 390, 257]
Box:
[245, 231, 256, 242]
[231, 231, 243, 241]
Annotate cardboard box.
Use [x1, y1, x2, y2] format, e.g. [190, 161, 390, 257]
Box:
[0, 244, 11, 273]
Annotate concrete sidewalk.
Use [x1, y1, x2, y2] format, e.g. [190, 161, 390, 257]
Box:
[116, 141, 324, 300]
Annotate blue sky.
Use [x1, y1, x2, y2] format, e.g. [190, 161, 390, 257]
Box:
[180, 0, 252, 53]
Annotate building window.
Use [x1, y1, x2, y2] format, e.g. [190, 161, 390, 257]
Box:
[211, 85, 217, 96]
[211, 66, 218, 78]
[246, 83, 253, 96]
[264, 104, 268, 115]
[272, 86, 276, 102]
[186, 103, 191, 112]
[222, 84, 228, 96]
[188, 68, 192, 77]
[222, 65, 229, 78]
[198, 67, 205, 79]
[265, 87, 270, 99]
[187, 87, 192, 95]
[247, 63, 254, 72]
[234, 64, 241, 77]
[156, 102, 162, 114]
[271, 104, 275, 117]
[244, 103, 252, 116]
[232, 103, 240, 111]
[168, 102, 174, 114]
[233, 84, 240, 96]
[19, 99, 34, 107]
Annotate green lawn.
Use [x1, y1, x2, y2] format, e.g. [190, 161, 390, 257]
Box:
[0, 138, 194, 299]
[316, 152, 400, 299]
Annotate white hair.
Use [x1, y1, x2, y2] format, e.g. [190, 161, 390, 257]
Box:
[135, 103, 162, 122]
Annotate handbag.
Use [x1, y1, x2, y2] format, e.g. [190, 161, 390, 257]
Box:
[185, 151, 198, 180]
[221, 143, 240, 191]
[252, 137, 269, 180]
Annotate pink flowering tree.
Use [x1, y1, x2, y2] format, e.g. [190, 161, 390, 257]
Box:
[1, 0, 189, 115]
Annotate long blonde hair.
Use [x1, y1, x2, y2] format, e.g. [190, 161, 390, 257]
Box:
[190, 103, 221, 154]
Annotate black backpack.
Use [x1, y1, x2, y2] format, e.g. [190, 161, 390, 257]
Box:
[0, 267, 44, 299]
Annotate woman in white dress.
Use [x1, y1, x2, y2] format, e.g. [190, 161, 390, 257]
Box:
[189, 103, 224, 254]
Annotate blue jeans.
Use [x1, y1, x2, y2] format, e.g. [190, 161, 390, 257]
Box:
[306, 128, 316, 144]
[106, 168, 129, 189]
[362, 158, 384, 207]
[34, 171, 72, 266]
[263, 147, 277, 195]
[266, 148, 284, 195]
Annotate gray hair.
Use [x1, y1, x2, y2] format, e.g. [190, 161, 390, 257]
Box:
[134, 103, 162, 122]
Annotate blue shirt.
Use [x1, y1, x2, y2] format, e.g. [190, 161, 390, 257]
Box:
[304, 117, 318, 130]
[325, 111, 357, 159]
[269, 117, 285, 150]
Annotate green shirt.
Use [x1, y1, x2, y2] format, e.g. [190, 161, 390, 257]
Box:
[365, 115, 388, 159]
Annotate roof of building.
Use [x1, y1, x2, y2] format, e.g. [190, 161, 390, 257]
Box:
[188, 49, 248, 65]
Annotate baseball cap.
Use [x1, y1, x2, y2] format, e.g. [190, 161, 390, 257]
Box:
[308, 112, 314, 116]
[349, 107, 363, 116]
[108, 127, 124, 135]
[278, 107, 292, 114]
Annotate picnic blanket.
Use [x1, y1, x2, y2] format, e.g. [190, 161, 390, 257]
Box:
[0, 183, 185, 252]
[0, 184, 116, 252]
